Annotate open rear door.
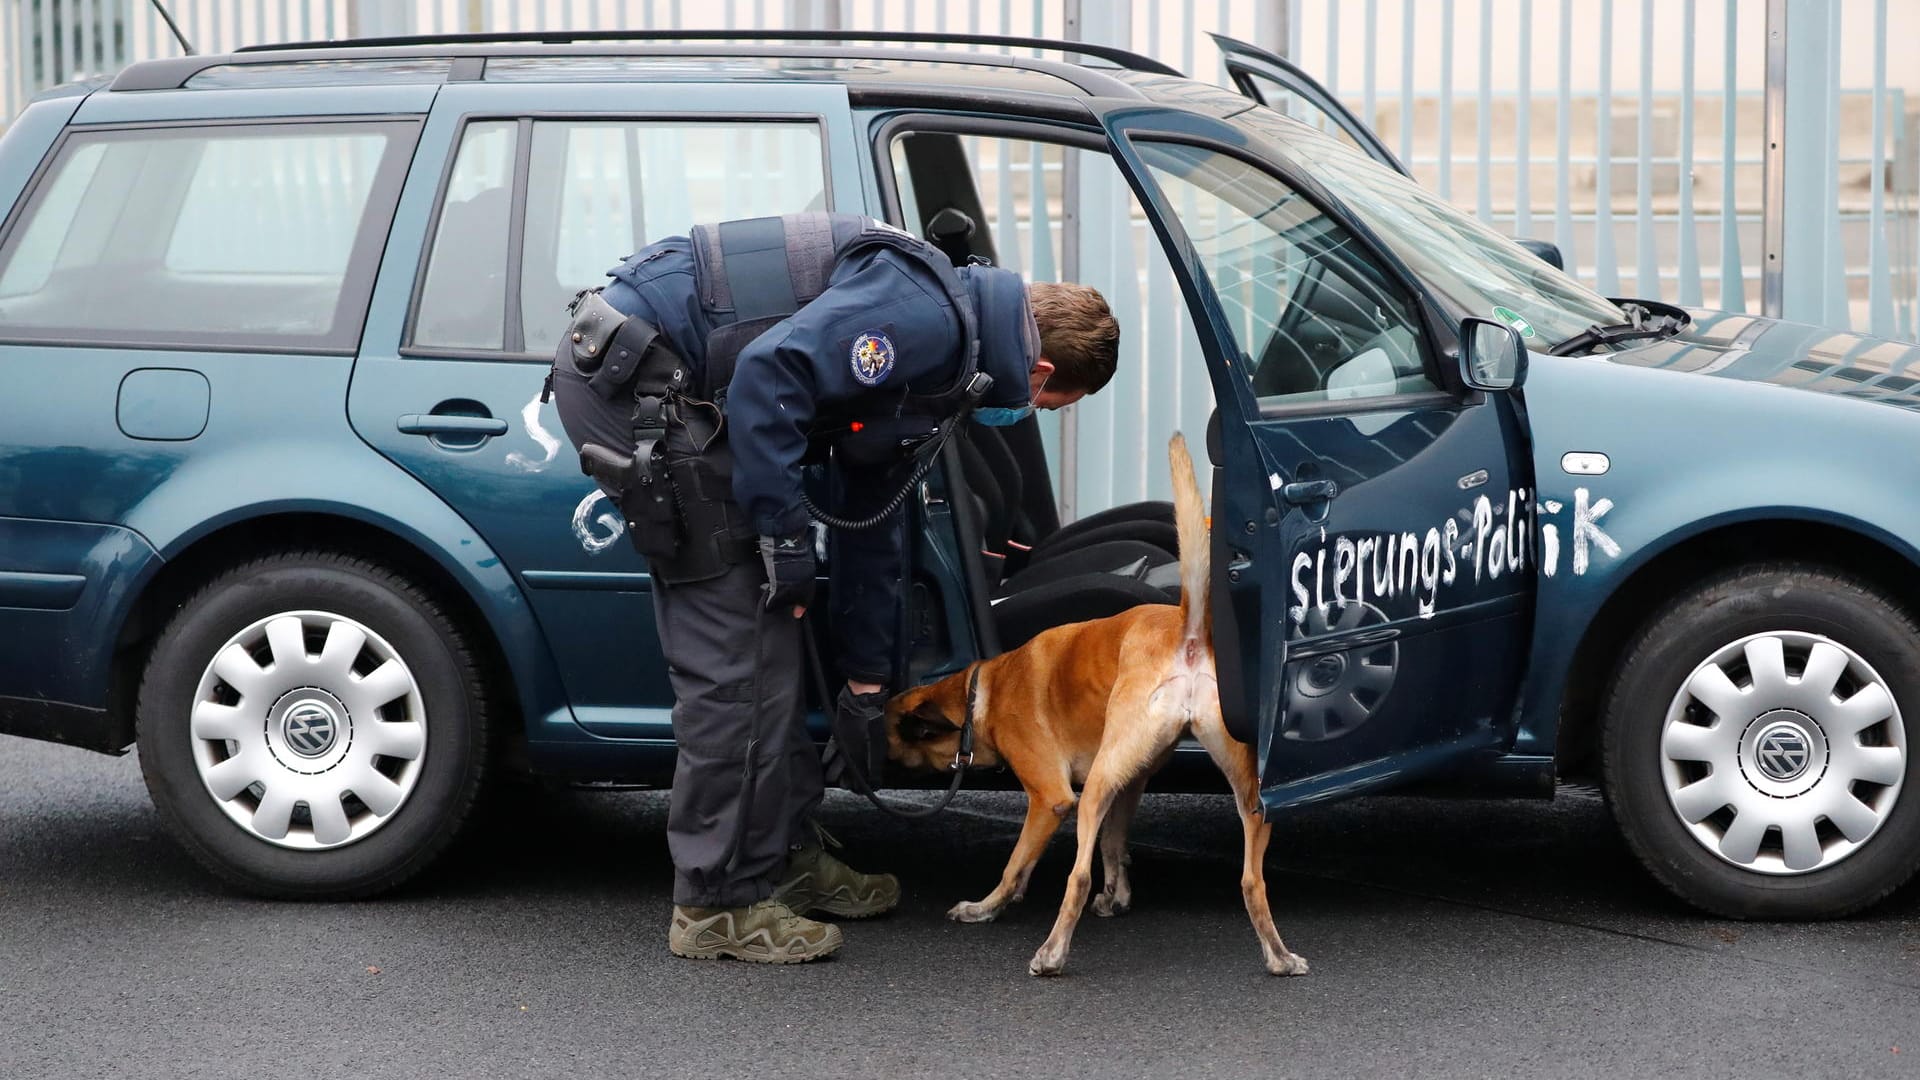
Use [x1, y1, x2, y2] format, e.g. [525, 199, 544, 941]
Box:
[1209, 32, 1410, 178]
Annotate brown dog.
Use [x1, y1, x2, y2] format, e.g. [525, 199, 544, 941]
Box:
[887, 433, 1308, 977]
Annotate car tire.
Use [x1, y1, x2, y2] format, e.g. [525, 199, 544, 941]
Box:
[136, 551, 489, 899]
[1601, 563, 1920, 919]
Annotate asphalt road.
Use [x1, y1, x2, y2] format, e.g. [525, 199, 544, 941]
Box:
[3, 734, 1919, 1080]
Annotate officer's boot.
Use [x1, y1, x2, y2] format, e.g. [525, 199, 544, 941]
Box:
[667, 899, 843, 964]
[774, 824, 902, 919]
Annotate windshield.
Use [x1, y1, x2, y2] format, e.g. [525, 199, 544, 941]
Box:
[1228, 107, 1627, 350]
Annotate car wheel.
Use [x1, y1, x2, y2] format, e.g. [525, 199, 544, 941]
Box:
[136, 551, 489, 898]
[1601, 563, 1920, 918]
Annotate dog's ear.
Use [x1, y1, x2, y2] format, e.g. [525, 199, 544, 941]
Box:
[897, 700, 961, 743]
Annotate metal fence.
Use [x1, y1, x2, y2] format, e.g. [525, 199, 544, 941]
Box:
[1, 0, 1915, 514]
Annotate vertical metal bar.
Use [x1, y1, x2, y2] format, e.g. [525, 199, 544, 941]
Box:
[1761, 0, 1787, 317]
[65, 0, 82, 80]
[78, 0, 95, 77]
[1718, 0, 1743, 311]
[1362, 0, 1376, 139]
[1029, 141, 1054, 282]
[3, 2, 15, 122]
[1636, 0, 1656, 298]
[1398, 0, 1413, 170]
[1438, 0, 1453, 201]
[1675, 0, 1701, 306]
[1555, 0, 1573, 275]
[997, 135, 1019, 272]
[1594, 0, 1617, 294]
[1475, 0, 1490, 221]
[1514, 0, 1530, 238]
[34, 0, 51, 89]
[1821, 0, 1845, 327]
[1867, 0, 1892, 336]
[1324, 0, 1338, 106]
[1253, 0, 1285, 58]
[1057, 0, 1082, 522]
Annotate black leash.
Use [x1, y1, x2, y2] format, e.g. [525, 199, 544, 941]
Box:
[801, 621, 976, 820]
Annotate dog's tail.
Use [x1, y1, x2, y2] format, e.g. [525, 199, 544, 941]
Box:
[1169, 432, 1210, 648]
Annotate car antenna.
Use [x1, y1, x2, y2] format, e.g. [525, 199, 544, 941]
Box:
[147, 0, 196, 55]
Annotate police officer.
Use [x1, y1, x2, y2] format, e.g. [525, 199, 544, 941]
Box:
[548, 212, 1118, 965]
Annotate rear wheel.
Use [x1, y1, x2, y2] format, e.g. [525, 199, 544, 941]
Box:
[1601, 564, 1920, 918]
[137, 552, 488, 898]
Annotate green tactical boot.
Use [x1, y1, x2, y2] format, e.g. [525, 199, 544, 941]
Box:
[775, 836, 902, 920]
[667, 899, 843, 964]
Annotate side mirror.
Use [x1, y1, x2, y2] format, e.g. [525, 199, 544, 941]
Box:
[1458, 316, 1529, 392]
[1514, 238, 1565, 270]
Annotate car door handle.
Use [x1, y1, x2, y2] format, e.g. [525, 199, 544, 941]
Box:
[397, 414, 508, 437]
[1281, 478, 1339, 505]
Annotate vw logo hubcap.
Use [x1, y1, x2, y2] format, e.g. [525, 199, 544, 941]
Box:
[281, 699, 340, 758]
[1755, 721, 1813, 782]
[1735, 708, 1830, 799]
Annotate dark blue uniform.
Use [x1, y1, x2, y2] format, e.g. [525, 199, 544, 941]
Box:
[584, 218, 1035, 909]
[601, 232, 1032, 681]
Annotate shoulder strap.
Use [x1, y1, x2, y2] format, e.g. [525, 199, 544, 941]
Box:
[692, 213, 982, 409]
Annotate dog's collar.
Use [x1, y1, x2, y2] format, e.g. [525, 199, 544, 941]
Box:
[954, 663, 980, 772]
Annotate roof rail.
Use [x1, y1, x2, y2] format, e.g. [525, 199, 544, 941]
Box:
[231, 28, 1184, 77]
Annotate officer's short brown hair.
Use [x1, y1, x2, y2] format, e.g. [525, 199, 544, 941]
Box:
[1029, 282, 1119, 395]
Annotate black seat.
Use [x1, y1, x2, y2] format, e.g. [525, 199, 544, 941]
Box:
[967, 421, 1179, 576]
[950, 427, 1177, 650]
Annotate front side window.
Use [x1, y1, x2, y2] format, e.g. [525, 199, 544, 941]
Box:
[1135, 140, 1438, 404]
[0, 122, 411, 351]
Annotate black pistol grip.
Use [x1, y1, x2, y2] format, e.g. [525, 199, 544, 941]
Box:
[578, 443, 635, 486]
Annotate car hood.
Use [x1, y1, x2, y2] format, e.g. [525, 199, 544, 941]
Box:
[1588, 308, 1920, 411]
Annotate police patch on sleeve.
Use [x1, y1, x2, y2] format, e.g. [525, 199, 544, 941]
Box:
[850, 330, 897, 386]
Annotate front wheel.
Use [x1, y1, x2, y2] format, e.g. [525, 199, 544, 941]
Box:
[137, 552, 489, 898]
[1601, 564, 1920, 919]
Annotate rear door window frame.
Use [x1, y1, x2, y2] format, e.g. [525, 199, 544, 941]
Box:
[400, 111, 834, 363]
[0, 115, 420, 356]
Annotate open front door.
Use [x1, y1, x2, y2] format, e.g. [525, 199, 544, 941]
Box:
[1102, 106, 1531, 813]
[1209, 32, 1410, 178]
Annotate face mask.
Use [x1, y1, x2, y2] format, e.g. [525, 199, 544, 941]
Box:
[971, 404, 1034, 427]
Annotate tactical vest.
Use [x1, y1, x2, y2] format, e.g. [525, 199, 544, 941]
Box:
[690, 212, 982, 413]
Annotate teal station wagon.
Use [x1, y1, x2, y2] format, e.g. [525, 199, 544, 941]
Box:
[2, 30, 1917, 920]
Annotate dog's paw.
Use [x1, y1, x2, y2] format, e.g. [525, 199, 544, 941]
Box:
[1090, 893, 1130, 918]
[1028, 944, 1067, 977]
[1265, 951, 1310, 977]
[946, 900, 1001, 923]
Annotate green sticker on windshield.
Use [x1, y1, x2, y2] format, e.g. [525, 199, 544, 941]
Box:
[1492, 306, 1537, 339]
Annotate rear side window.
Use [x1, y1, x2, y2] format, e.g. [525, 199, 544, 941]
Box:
[0, 121, 414, 352]
[410, 118, 827, 355]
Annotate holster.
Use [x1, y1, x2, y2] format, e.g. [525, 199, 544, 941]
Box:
[561, 290, 754, 585]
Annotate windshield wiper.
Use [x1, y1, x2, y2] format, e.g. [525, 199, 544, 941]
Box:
[1549, 302, 1687, 356]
